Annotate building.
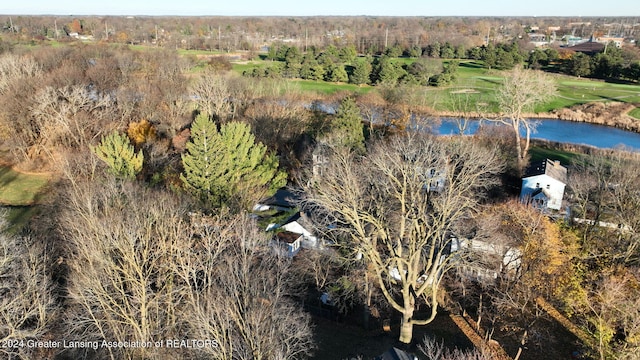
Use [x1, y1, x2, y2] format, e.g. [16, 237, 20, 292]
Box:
[520, 159, 567, 211]
[274, 231, 302, 257]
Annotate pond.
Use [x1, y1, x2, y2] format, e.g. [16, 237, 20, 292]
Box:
[437, 118, 640, 151]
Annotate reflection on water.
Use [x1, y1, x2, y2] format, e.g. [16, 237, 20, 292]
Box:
[438, 118, 640, 151]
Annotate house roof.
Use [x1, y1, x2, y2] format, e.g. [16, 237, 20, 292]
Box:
[523, 159, 567, 184]
[283, 211, 311, 228]
[261, 188, 302, 209]
[566, 41, 605, 55]
[275, 231, 301, 244]
[375, 347, 417, 360]
[531, 187, 553, 199]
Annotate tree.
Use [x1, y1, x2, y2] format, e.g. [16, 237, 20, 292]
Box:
[371, 56, 405, 85]
[406, 58, 438, 86]
[419, 336, 491, 360]
[60, 177, 313, 360]
[330, 97, 365, 153]
[569, 53, 593, 78]
[302, 134, 503, 344]
[527, 48, 548, 70]
[190, 70, 233, 121]
[492, 67, 557, 169]
[348, 57, 372, 85]
[569, 152, 640, 265]
[325, 63, 348, 83]
[91, 131, 143, 180]
[181, 114, 286, 209]
[582, 270, 640, 360]
[177, 213, 315, 360]
[474, 202, 578, 360]
[0, 212, 56, 360]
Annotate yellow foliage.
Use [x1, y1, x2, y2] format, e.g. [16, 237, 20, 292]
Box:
[127, 119, 155, 147]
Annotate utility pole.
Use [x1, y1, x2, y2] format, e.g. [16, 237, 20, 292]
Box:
[105, 22, 108, 41]
[218, 25, 221, 51]
[54, 19, 58, 39]
[384, 27, 389, 49]
[305, 27, 308, 52]
[155, 24, 158, 46]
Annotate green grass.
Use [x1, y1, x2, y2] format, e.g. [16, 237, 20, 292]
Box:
[232, 61, 270, 73]
[290, 80, 373, 95]
[2, 206, 40, 234]
[630, 107, 640, 120]
[216, 53, 640, 114]
[0, 166, 50, 206]
[529, 145, 580, 165]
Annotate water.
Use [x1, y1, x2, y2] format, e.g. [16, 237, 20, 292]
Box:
[437, 118, 640, 151]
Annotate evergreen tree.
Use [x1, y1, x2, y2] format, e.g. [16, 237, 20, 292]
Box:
[349, 57, 372, 85]
[372, 56, 405, 85]
[331, 97, 365, 153]
[181, 114, 286, 208]
[569, 53, 592, 78]
[91, 131, 143, 180]
[325, 64, 348, 82]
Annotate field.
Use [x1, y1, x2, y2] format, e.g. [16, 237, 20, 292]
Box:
[0, 165, 50, 232]
[227, 55, 640, 114]
[629, 107, 640, 120]
[0, 166, 50, 206]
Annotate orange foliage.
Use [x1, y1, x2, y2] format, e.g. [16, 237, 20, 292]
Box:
[127, 119, 155, 147]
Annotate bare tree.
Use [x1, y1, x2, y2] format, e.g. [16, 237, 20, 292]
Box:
[59, 167, 313, 359]
[190, 70, 234, 121]
[177, 213, 314, 360]
[0, 213, 56, 360]
[302, 133, 503, 344]
[419, 336, 491, 360]
[473, 202, 578, 360]
[569, 151, 640, 265]
[583, 269, 640, 360]
[29, 85, 112, 157]
[492, 67, 556, 169]
[60, 178, 189, 359]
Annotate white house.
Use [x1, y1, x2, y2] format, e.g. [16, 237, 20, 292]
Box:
[280, 212, 320, 250]
[455, 238, 522, 283]
[274, 231, 302, 257]
[520, 159, 567, 211]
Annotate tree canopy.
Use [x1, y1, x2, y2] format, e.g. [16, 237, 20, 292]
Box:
[181, 114, 286, 209]
[91, 131, 144, 180]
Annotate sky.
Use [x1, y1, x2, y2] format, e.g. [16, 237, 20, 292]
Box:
[1, 0, 639, 17]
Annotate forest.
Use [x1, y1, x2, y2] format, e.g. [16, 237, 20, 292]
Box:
[0, 15, 640, 360]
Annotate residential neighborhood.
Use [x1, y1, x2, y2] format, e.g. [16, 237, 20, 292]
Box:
[1, 4, 640, 360]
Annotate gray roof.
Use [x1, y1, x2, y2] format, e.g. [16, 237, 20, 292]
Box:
[523, 159, 567, 184]
[375, 347, 417, 360]
[261, 188, 302, 209]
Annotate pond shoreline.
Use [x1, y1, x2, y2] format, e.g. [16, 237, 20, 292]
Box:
[434, 101, 640, 134]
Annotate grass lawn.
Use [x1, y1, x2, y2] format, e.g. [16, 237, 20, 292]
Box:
[1, 206, 40, 234]
[212, 52, 640, 114]
[529, 144, 581, 165]
[629, 107, 640, 120]
[290, 80, 373, 95]
[0, 166, 50, 206]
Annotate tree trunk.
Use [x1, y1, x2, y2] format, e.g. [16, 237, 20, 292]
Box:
[513, 122, 524, 169]
[513, 329, 528, 360]
[399, 311, 414, 344]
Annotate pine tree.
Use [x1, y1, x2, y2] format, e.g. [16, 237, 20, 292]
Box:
[331, 97, 365, 153]
[181, 114, 286, 208]
[92, 131, 143, 180]
[349, 57, 372, 85]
